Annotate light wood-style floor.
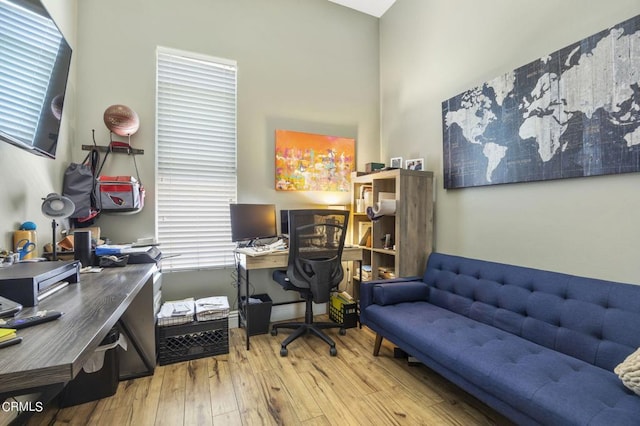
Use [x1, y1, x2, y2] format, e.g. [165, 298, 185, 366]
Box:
[28, 322, 512, 425]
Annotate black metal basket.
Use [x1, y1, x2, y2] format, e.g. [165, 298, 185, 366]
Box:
[157, 318, 229, 365]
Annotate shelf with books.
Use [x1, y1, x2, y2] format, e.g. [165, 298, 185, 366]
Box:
[350, 169, 433, 289]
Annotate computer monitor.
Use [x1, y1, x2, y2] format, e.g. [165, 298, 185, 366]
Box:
[280, 209, 289, 237]
[279, 209, 327, 237]
[229, 203, 278, 244]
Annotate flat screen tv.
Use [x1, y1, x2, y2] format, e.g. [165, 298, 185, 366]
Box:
[0, 0, 72, 158]
[229, 204, 278, 244]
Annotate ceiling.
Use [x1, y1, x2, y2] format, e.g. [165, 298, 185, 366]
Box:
[327, 0, 396, 18]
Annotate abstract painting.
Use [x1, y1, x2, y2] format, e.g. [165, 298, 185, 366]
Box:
[275, 130, 355, 191]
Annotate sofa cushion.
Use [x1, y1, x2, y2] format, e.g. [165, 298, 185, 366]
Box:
[364, 301, 640, 425]
[372, 281, 428, 306]
[423, 253, 640, 371]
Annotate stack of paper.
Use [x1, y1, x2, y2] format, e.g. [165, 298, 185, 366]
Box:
[0, 328, 17, 342]
[0, 328, 20, 348]
[195, 296, 229, 321]
[359, 265, 373, 281]
[157, 298, 195, 326]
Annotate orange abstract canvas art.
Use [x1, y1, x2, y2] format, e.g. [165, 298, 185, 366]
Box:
[275, 130, 355, 191]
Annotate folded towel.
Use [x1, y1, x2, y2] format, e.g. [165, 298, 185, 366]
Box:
[196, 296, 229, 321]
[157, 298, 195, 326]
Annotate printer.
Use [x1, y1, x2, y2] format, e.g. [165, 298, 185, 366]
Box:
[0, 261, 80, 307]
[95, 245, 162, 266]
[127, 246, 162, 265]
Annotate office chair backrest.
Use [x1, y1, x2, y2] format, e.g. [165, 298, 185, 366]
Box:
[286, 209, 349, 304]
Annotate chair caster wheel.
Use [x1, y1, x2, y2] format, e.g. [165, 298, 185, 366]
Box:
[271, 328, 278, 336]
[330, 347, 337, 356]
[339, 328, 346, 336]
[280, 347, 288, 357]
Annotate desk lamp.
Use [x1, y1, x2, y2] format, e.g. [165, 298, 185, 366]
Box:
[41, 193, 75, 261]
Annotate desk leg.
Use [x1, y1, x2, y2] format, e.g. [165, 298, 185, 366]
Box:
[118, 319, 155, 379]
[117, 275, 156, 379]
[236, 262, 241, 340]
[358, 259, 363, 328]
[245, 268, 250, 350]
[237, 262, 251, 350]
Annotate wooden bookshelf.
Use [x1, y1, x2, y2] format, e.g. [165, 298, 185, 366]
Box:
[350, 169, 434, 284]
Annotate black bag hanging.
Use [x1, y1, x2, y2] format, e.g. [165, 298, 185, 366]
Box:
[62, 147, 100, 220]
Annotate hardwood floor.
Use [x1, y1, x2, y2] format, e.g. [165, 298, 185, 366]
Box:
[28, 322, 512, 425]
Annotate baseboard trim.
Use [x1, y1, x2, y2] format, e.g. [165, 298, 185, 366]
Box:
[229, 310, 239, 329]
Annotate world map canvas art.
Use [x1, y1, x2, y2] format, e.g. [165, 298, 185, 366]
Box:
[442, 14, 640, 189]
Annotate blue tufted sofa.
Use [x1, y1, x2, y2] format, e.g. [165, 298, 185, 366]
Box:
[359, 252, 640, 425]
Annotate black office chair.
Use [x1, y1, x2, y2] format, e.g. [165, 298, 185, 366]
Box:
[271, 209, 349, 356]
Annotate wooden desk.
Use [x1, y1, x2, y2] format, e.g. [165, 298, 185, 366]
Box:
[235, 246, 363, 349]
[0, 263, 156, 418]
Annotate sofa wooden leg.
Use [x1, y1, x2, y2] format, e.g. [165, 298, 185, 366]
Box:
[373, 333, 383, 356]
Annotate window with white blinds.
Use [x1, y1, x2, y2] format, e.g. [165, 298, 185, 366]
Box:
[156, 47, 237, 271]
[0, 0, 61, 146]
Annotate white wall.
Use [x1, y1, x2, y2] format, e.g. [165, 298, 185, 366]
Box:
[0, 0, 77, 255]
[380, 0, 640, 283]
[75, 0, 380, 302]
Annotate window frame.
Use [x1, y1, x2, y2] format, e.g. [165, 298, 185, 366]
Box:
[155, 46, 238, 272]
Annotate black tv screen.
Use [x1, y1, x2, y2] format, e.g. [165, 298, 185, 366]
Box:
[0, 0, 72, 158]
[229, 204, 278, 243]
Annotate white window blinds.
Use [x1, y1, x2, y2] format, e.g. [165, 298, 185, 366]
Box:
[156, 47, 237, 271]
[0, 0, 61, 146]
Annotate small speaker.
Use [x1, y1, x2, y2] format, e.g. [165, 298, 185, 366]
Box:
[74, 230, 92, 267]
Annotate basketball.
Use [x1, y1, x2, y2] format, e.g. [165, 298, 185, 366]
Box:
[103, 104, 140, 136]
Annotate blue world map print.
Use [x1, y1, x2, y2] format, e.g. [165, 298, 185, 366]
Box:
[442, 14, 640, 189]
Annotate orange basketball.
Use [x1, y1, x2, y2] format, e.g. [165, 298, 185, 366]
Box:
[103, 104, 140, 136]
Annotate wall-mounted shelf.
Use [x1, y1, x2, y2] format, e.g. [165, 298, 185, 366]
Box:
[82, 144, 144, 155]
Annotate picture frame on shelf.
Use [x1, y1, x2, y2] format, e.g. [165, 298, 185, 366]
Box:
[358, 222, 372, 247]
[406, 158, 424, 171]
[390, 157, 403, 169]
